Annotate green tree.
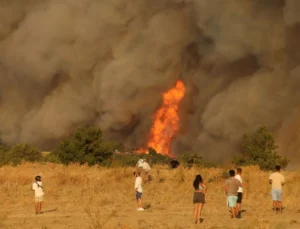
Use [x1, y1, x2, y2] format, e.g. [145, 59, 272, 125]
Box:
[3, 143, 42, 165]
[0, 140, 9, 164]
[233, 126, 288, 170]
[56, 127, 121, 165]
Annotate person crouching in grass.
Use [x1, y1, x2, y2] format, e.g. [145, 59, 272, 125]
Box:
[134, 171, 144, 211]
[32, 175, 44, 214]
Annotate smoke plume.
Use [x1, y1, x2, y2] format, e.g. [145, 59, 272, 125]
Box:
[0, 0, 300, 164]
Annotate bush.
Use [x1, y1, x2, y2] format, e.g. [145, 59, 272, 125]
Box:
[2, 143, 42, 165]
[109, 148, 170, 167]
[55, 126, 123, 165]
[233, 126, 289, 171]
[179, 152, 215, 168]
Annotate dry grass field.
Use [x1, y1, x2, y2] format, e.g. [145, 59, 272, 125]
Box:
[0, 163, 300, 229]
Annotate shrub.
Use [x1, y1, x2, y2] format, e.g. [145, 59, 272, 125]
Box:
[233, 126, 289, 171]
[108, 148, 170, 167]
[179, 152, 215, 168]
[2, 143, 42, 165]
[55, 126, 123, 165]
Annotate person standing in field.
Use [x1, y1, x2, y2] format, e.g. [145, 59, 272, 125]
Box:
[193, 174, 207, 224]
[269, 165, 285, 213]
[235, 168, 243, 217]
[225, 170, 242, 218]
[32, 175, 44, 214]
[134, 171, 144, 211]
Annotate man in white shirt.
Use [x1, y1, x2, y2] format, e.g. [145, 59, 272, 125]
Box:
[32, 175, 44, 214]
[269, 165, 285, 213]
[235, 168, 243, 217]
[134, 171, 144, 211]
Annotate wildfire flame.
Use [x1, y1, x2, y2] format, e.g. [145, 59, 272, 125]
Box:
[146, 80, 186, 155]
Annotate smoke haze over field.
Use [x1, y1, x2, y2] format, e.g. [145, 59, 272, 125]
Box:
[0, 0, 300, 163]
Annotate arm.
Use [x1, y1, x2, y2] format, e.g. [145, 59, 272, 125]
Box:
[225, 184, 228, 195]
[269, 179, 272, 184]
[202, 183, 207, 194]
[282, 176, 285, 186]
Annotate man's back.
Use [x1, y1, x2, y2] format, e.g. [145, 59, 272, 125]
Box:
[269, 172, 285, 190]
[226, 177, 241, 196]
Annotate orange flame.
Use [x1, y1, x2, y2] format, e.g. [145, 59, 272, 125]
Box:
[146, 80, 186, 155]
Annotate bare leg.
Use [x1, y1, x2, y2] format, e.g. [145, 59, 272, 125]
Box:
[35, 202, 39, 214]
[137, 198, 143, 209]
[197, 203, 203, 223]
[273, 201, 277, 212]
[193, 204, 198, 223]
[236, 203, 241, 216]
[39, 202, 42, 214]
[278, 201, 282, 213]
[231, 207, 236, 218]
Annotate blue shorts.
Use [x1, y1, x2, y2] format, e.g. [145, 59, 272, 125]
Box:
[271, 189, 282, 201]
[136, 191, 142, 200]
[227, 196, 238, 207]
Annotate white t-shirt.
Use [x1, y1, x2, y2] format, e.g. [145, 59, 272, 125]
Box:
[135, 177, 143, 193]
[32, 181, 44, 197]
[137, 159, 144, 168]
[142, 162, 150, 172]
[235, 174, 243, 193]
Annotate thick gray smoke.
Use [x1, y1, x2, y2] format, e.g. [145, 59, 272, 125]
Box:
[0, 0, 300, 164]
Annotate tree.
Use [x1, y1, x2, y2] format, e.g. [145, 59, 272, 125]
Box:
[56, 126, 121, 165]
[233, 126, 288, 170]
[3, 143, 42, 165]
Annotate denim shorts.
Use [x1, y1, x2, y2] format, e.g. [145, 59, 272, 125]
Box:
[136, 191, 142, 200]
[271, 189, 282, 201]
[227, 196, 238, 207]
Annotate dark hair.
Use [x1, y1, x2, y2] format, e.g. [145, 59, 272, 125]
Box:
[229, 170, 235, 177]
[193, 174, 203, 190]
[275, 165, 281, 171]
[237, 168, 242, 174]
[35, 175, 41, 181]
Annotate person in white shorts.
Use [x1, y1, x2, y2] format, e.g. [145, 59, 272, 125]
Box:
[269, 165, 285, 213]
[32, 175, 44, 214]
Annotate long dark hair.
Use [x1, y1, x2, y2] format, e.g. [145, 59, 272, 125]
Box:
[193, 174, 203, 190]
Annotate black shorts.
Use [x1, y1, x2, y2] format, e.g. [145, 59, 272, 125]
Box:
[237, 192, 243, 203]
[193, 192, 205, 204]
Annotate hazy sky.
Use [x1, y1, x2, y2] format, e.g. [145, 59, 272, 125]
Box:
[0, 0, 299, 163]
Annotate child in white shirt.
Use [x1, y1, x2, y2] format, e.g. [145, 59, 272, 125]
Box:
[134, 171, 144, 211]
[32, 175, 44, 214]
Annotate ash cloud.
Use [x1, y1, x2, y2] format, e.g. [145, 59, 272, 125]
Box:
[0, 0, 300, 163]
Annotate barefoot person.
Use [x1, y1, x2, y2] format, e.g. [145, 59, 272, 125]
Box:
[235, 168, 243, 217]
[225, 170, 242, 218]
[269, 165, 285, 213]
[193, 174, 207, 224]
[32, 175, 44, 214]
[134, 171, 144, 211]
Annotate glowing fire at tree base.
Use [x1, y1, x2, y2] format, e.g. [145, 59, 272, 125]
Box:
[138, 80, 186, 156]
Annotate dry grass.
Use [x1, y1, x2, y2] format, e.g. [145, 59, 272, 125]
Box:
[0, 163, 299, 229]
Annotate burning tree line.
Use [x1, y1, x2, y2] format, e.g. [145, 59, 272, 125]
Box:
[0, 125, 288, 171]
[0, 81, 288, 170]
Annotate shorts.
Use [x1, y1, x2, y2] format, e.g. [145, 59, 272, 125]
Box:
[271, 189, 282, 201]
[35, 196, 44, 202]
[136, 191, 142, 200]
[237, 192, 243, 203]
[227, 196, 238, 207]
[193, 192, 205, 204]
